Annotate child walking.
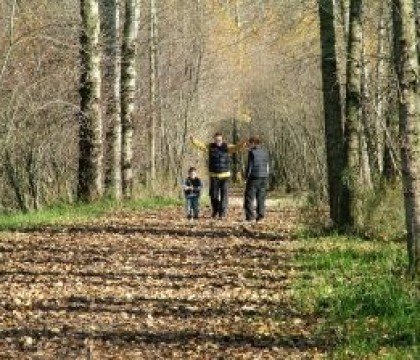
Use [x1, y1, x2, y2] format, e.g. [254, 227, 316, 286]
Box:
[183, 167, 203, 220]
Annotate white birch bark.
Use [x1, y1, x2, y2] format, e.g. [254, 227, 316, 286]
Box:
[121, 0, 140, 199]
[343, 0, 363, 226]
[361, 37, 376, 186]
[375, 4, 388, 174]
[149, 0, 158, 186]
[78, 0, 104, 201]
[102, 0, 122, 199]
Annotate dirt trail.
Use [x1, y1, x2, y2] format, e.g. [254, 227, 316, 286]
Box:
[0, 201, 325, 359]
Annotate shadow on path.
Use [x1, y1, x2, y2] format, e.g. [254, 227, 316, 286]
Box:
[0, 327, 325, 351]
[17, 225, 293, 241]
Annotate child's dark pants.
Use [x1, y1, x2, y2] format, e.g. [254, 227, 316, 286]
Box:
[185, 196, 200, 219]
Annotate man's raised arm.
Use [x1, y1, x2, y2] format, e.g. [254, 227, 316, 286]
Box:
[190, 135, 209, 152]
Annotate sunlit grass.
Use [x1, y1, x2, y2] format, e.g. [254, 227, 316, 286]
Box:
[0, 197, 181, 232]
[293, 236, 419, 358]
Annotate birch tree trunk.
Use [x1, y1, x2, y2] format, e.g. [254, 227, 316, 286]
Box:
[339, 0, 350, 43]
[149, 0, 158, 186]
[375, 3, 389, 175]
[384, 0, 404, 181]
[102, 0, 122, 199]
[78, 0, 104, 202]
[318, 0, 346, 227]
[338, 0, 350, 115]
[415, 0, 419, 61]
[343, 0, 363, 227]
[394, 0, 420, 277]
[121, 0, 140, 199]
[361, 38, 377, 185]
[233, 0, 243, 183]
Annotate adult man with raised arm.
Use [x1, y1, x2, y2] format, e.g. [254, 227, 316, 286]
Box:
[190, 132, 247, 219]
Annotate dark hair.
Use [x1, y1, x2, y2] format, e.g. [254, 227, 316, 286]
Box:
[214, 132, 223, 137]
[188, 167, 197, 173]
[248, 136, 261, 145]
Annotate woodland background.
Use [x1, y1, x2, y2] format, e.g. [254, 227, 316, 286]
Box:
[1, 0, 347, 208]
[0, 0, 417, 242]
[0, 1, 418, 357]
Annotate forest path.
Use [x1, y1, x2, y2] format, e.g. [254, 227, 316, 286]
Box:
[0, 200, 326, 359]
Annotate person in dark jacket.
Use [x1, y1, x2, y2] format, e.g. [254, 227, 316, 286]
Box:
[190, 132, 247, 218]
[182, 167, 203, 220]
[244, 136, 269, 222]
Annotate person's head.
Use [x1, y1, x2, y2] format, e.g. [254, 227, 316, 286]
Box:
[188, 166, 197, 179]
[248, 136, 261, 149]
[213, 132, 223, 146]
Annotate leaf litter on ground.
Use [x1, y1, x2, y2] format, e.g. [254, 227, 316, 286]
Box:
[0, 200, 326, 359]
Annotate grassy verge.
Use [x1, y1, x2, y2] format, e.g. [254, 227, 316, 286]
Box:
[0, 197, 181, 232]
[293, 235, 419, 359]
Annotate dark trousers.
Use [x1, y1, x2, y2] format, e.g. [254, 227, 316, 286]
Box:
[209, 177, 229, 217]
[185, 196, 199, 218]
[244, 178, 267, 220]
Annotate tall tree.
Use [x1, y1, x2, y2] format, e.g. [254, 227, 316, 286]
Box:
[374, 2, 389, 176]
[121, 0, 140, 199]
[149, 0, 158, 186]
[342, 0, 363, 227]
[232, 0, 243, 183]
[318, 0, 346, 227]
[393, 0, 420, 276]
[78, 0, 104, 202]
[102, 0, 122, 199]
[361, 34, 376, 186]
[384, 0, 403, 182]
[415, 0, 419, 61]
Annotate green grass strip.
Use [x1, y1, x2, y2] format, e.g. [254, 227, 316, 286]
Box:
[0, 197, 181, 232]
[293, 236, 419, 359]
